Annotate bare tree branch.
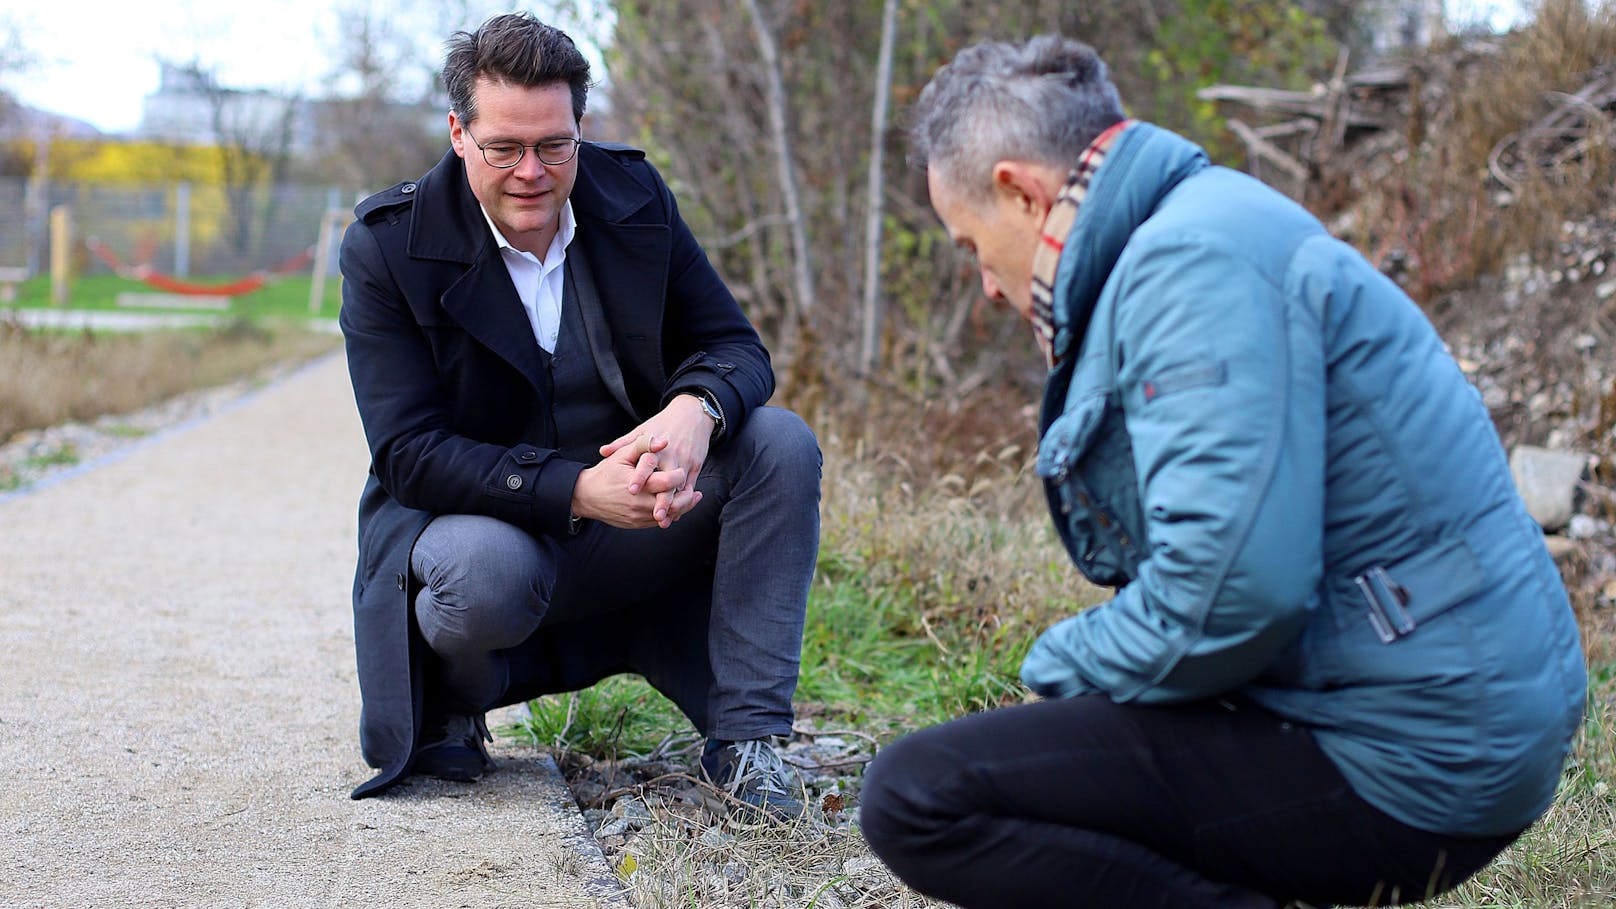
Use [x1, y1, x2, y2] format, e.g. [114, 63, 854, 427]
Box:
[859, 0, 900, 376]
[743, 0, 817, 321]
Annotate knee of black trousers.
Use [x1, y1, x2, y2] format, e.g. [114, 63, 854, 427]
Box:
[733, 407, 823, 489]
[859, 732, 960, 857]
[415, 573, 552, 657]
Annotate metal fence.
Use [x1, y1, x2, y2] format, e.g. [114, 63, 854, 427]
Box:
[0, 177, 355, 281]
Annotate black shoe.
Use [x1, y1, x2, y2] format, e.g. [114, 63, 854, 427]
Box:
[700, 737, 806, 821]
[414, 713, 495, 782]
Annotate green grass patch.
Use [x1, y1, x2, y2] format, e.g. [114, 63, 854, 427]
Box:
[5, 272, 342, 320]
[796, 556, 1034, 734]
[512, 675, 688, 758]
[22, 443, 79, 471]
[99, 424, 154, 439]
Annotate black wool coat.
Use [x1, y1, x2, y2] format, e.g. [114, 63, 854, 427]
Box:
[338, 144, 774, 798]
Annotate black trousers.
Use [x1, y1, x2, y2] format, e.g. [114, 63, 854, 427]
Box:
[858, 695, 1519, 908]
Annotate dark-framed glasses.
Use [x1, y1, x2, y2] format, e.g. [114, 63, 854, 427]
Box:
[463, 126, 581, 167]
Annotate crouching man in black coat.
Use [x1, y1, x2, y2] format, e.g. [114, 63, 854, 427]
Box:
[338, 12, 821, 820]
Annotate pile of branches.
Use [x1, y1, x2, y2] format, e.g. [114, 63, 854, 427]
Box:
[1199, 41, 1616, 213]
[1488, 62, 1616, 194]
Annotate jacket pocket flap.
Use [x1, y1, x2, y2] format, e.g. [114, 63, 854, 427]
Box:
[1037, 394, 1109, 481]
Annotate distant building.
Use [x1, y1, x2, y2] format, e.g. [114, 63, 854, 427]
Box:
[135, 62, 441, 163]
[137, 62, 318, 153]
[1369, 0, 1446, 53]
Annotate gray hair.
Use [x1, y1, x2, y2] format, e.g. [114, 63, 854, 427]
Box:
[443, 12, 592, 125]
[910, 35, 1125, 202]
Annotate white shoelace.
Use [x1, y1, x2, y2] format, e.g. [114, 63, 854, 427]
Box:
[723, 739, 790, 796]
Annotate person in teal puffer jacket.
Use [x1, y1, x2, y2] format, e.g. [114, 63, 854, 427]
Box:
[859, 34, 1586, 909]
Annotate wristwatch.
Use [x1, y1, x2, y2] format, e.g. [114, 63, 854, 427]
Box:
[692, 391, 725, 438]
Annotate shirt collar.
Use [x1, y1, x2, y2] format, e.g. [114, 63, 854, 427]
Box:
[480, 199, 576, 265]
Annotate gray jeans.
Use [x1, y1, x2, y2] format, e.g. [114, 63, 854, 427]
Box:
[409, 406, 821, 743]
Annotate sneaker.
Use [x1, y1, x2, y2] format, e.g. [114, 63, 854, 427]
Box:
[700, 737, 806, 821]
[413, 713, 495, 782]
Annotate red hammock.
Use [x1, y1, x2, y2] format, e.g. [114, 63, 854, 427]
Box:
[85, 237, 315, 297]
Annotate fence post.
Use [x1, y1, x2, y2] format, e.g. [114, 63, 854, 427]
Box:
[25, 134, 49, 276]
[309, 209, 348, 316]
[174, 181, 192, 278]
[50, 204, 72, 306]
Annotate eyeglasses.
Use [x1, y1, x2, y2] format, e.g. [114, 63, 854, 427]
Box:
[462, 126, 581, 168]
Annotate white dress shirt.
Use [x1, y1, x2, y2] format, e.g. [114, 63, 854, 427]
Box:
[480, 201, 577, 354]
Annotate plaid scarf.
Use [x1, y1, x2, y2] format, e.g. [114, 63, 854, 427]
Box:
[1030, 119, 1134, 368]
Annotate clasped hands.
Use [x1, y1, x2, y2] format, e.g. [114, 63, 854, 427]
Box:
[569, 393, 715, 530]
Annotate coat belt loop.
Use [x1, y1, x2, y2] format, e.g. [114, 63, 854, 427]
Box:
[1355, 565, 1416, 644]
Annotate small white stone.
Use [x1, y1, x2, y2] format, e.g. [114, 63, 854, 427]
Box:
[1567, 514, 1606, 540]
[843, 856, 886, 876]
[1543, 535, 1576, 560]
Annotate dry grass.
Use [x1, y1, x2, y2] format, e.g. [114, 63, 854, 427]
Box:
[792, 373, 1107, 730]
[617, 797, 942, 909]
[0, 317, 340, 445]
[1337, 0, 1616, 299]
[813, 385, 1090, 653]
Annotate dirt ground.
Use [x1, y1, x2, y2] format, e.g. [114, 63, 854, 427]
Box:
[0, 353, 628, 909]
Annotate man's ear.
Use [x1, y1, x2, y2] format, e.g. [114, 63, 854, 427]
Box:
[991, 160, 1057, 220]
[448, 112, 467, 160]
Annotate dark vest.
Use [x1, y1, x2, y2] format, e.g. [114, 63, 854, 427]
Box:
[544, 248, 636, 462]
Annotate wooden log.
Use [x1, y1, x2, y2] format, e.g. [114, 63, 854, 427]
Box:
[1227, 117, 1309, 200]
[1198, 84, 1396, 130]
[1253, 118, 1319, 141]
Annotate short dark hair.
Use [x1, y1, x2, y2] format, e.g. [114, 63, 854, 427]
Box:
[910, 35, 1125, 202]
[442, 12, 592, 124]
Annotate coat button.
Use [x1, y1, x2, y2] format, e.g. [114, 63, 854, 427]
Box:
[506, 474, 523, 490]
[395, 572, 406, 590]
[519, 451, 537, 461]
[401, 182, 416, 194]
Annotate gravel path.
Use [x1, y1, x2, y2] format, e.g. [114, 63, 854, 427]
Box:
[0, 352, 627, 908]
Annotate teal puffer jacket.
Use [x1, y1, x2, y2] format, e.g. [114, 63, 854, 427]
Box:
[1020, 122, 1586, 836]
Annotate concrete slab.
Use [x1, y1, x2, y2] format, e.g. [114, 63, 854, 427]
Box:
[115, 292, 233, 310]
[0, 308, 342, 335]
[0, 353, 628, 908]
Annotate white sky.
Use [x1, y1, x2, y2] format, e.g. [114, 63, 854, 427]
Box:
[0, 0, 612, 134]
[5, 1, 343, 133]
[3, 0, 1529, 136]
